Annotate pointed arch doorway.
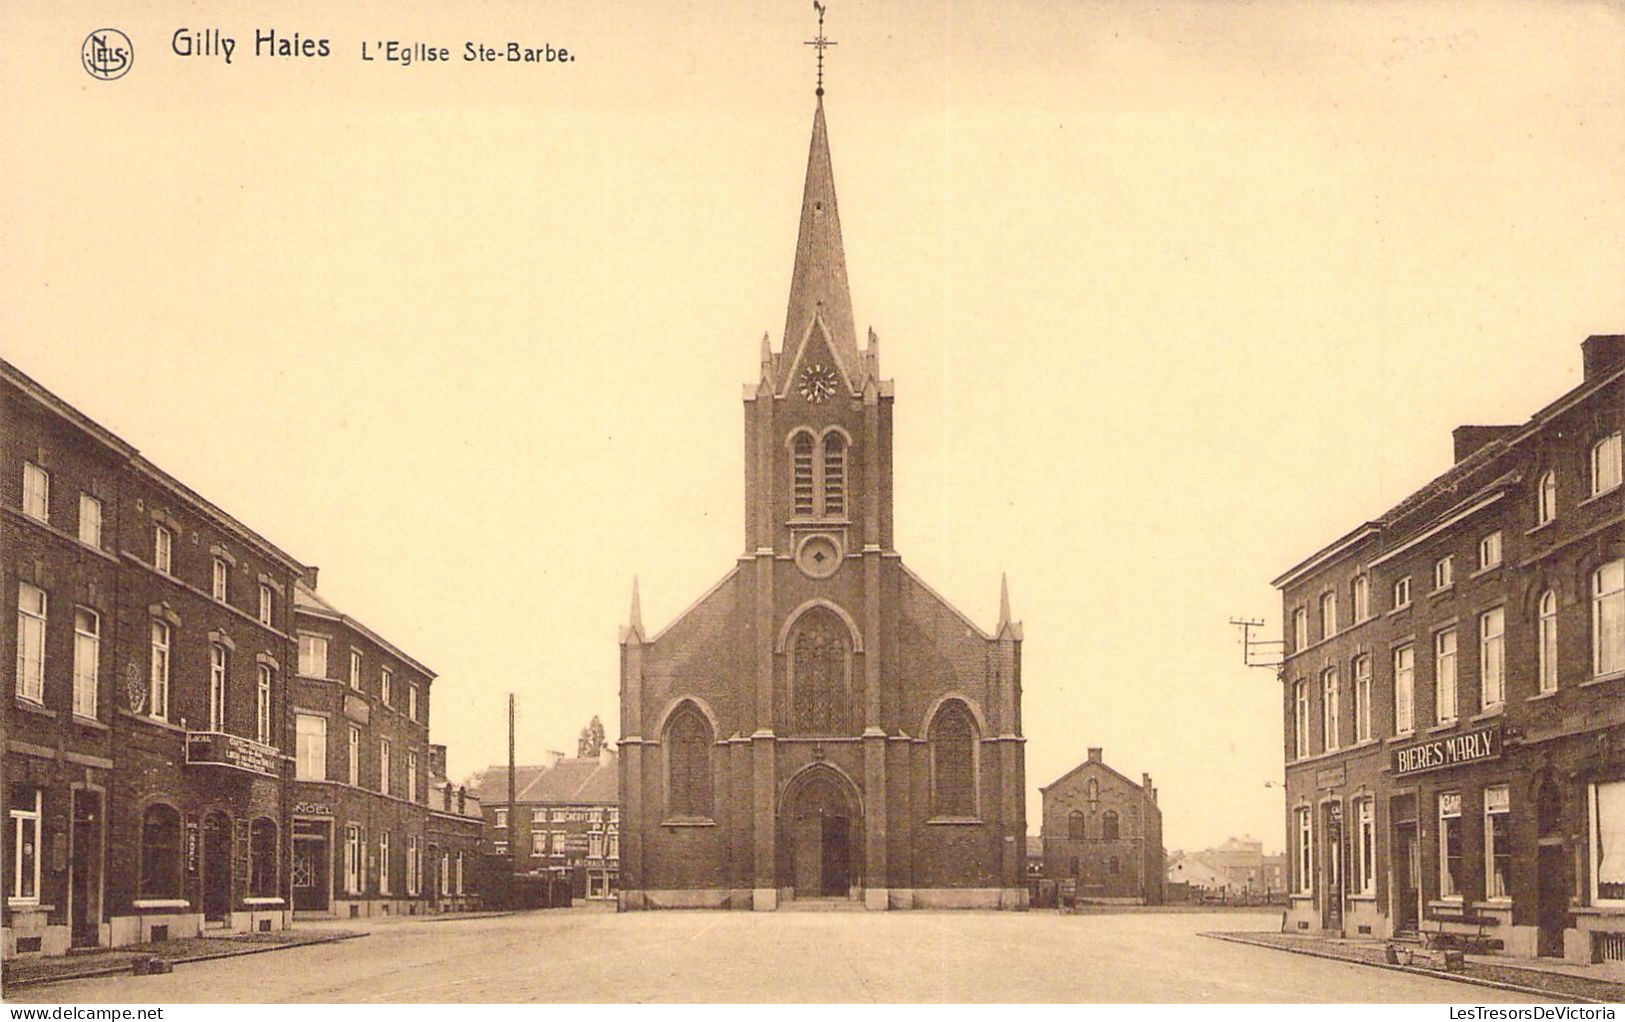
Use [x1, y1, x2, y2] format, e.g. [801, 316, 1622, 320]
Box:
[779, 765, 862, 901]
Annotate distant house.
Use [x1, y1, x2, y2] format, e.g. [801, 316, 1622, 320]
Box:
[1039, 748, 1163, 905]
[1165, 836, 1285, 898]
[469, 748, 619, 900]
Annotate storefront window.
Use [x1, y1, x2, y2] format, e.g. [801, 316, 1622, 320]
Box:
[1295, 807, 1313, 894]
[1590, 781, 1625, 905]
[1484, 786, 1510, 900]
[1439, 792, 1464, 899]
[250, 819, 278, 897]
[7, 788, 42, 903]
[1355, 798, 1375, 896]
[140, 803, 181, 898]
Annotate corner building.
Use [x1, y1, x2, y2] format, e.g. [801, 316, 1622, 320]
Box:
[617, 94, 1027, 911]
[1274, 335, 1624, 961]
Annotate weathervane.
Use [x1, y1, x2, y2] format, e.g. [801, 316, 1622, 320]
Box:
[805, 2, 837, 97]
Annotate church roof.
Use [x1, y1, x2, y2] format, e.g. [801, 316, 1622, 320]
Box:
[776, 98, 862, 393]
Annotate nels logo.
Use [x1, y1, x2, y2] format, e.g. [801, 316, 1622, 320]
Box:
[81, 28, 133, 80]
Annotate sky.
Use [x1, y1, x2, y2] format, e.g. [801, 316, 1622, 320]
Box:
[3, 0, 1622, 855]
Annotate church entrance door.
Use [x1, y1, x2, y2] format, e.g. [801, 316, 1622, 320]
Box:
[780, 765, 860, 901]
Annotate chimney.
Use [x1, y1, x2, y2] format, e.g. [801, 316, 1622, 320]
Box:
[428, 743, 448, 781]
[442, 783, 452, 812]
[1452, 425, 1517, 463]
[1142, 772, 1156, 803]
[1087, 747, 1102, 764]
[457, 786, 466, 813]
[1583, 334, 1625, 383]
[303, 566, 320, 589]
[544, 750, 564, 769]
[599, 746, 615, 768]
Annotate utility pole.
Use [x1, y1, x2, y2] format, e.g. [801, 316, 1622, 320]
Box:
[508, 693, 518, 884]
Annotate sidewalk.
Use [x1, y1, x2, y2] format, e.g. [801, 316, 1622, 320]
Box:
[1204, 930, 1625, 1003]
[2, 929, 366, 991]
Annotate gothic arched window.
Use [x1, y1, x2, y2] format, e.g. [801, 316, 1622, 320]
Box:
[1067, 810, 1085, 841]
[1102, 810, 1121, 841]
[791, 432, 816, 516]
[931, 701, 977, 818]
[822, 432, 846, 517]
[791, 611, 849, 734]
[667, 704, 713, 818]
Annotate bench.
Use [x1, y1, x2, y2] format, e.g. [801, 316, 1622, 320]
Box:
[1424, 909, 1502, 955]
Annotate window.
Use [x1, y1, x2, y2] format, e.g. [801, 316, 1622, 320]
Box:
[1353, 655, 1372, 743]
[822, 433, 846, 516]
[1394, 644, 1415, 734]
[1596, 560, 1625, 677]
[589, 832, 604, 858]
[295, 713, 327, 780]
[1292, 607, 1308, 651]
[7, 789, 41, 903]
[209, 644, 228, 731]
[930, 702, 977, 818]
[380, 739, 392, 795]
[1320, 591, 1338, 640]
[140, 803, 181, 898]
[344, 824, 363, 895]
[1101, 810, 1120, 841]
[1295, 806, 1313, 894]
[790, 609, 849, 734]
[258, 584, 273, 626]
[1107, 855, 1120, 876]
[456, 851, 465, 894]
[154, 525, 173, 575]
[349, 650, 362, 691]
[298, 634, 328, 678]
[667, 704, 713, 818]
[409, 836, 423, 896]
[1355, 798, 1375, 896]
[22, 462, 49, 522]
[493, 808, 508, 830]
[256, 665, 273, 745]
[1067, 810, 1085, 840]
[1293, 679, 1310, 758]
[348, 726, 361, 786]
[1480, 608, 1505, 709]
[1538, 470, 1558, 525]
[79, 493, 102, 548]
[409, 683, 419, 722]
[532, 809, 547, 825]
[1394, 576, 1412, 610]
[149, 620, 171, 720]
[1485, 786, 1511, 900]
[1321, 668, 1340, 751]
[1591, 781, 1625, 905]
[1593, 433, 1623, 496]
[1352, 576, 1370, 623]
[379, 831, 392, 895]
[1539, 589, 1559, 693]
[408, 750, 418, 802]
[381, 668, 392, 706]
[73, 608, 99, 718]
[212, 558, 229, 602]
[1434, 555, 1454, 591]
[250, 819, 277, 897]
[1435, 629, 1458, 724]
[1479, 531, 1502, 571]
[791, 432, 816, 517]
[550, 830, 566, 855]
[15, 583, 46, 704]
[1439, 791, 1463, 899]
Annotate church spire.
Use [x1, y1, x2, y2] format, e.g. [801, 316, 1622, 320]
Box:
[620, 576, 645, 645]
[778, 96, 861, 391]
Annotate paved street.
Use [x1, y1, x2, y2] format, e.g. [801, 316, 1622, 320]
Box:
[9, 907, 1544, 1003]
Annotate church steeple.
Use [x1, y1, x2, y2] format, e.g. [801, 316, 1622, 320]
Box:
[777, 98, 861, 392]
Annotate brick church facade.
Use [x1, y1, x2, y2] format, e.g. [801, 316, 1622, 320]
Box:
[616, 93, 1028, 911]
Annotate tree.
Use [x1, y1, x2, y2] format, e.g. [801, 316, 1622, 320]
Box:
[577, 715, 606, 758]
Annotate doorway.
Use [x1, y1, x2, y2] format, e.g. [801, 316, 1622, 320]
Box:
[69, 790, 102, 948]
[1323, 801, 1344, 932]
[780, 766, 860, 900]
[202, 813, 233, 925]
[1537, 779, 1567, 957]
[1393, 822, 1420, 934]
[292, 819, 331, 913]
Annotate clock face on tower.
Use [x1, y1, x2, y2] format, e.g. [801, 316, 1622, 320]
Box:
[797, 363, 840, 403]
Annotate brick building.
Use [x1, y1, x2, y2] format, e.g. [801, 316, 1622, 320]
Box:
[426, 744, 482, 912]
[616, 91, 1027, 912]
[471, 749, 619, 901]
[3, 358, 480, 958]
[3, 358, 302, 955]
[1273, 334, 1623, 960]
[1038, 749, 1163, 905]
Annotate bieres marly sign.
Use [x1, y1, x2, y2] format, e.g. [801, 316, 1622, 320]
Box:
[1392, 723, 1501, 777]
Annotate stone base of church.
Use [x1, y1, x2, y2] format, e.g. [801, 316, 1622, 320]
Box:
[618, 886, 1030, 911]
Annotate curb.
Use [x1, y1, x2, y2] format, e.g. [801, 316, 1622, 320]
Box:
[1200, 931, 1612, 1004]
[4, 931, 368, 991]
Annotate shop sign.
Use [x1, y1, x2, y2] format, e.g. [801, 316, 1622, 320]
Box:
[292, 801, 334, 815]
[1315, 765, 1345, 789]
[1392, 723, 1501, 777]
[186, 731, 280, 777]
[344, 693, 370, 725]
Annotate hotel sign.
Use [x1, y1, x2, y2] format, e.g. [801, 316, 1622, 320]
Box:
[186, 731, 280, 778]
[1392, 723, 1501, 777]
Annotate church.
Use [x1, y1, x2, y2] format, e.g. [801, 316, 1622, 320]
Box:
[616, 68, 1028, 912]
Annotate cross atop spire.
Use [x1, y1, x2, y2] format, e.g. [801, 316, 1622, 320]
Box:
[805, 2, 837, 97]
